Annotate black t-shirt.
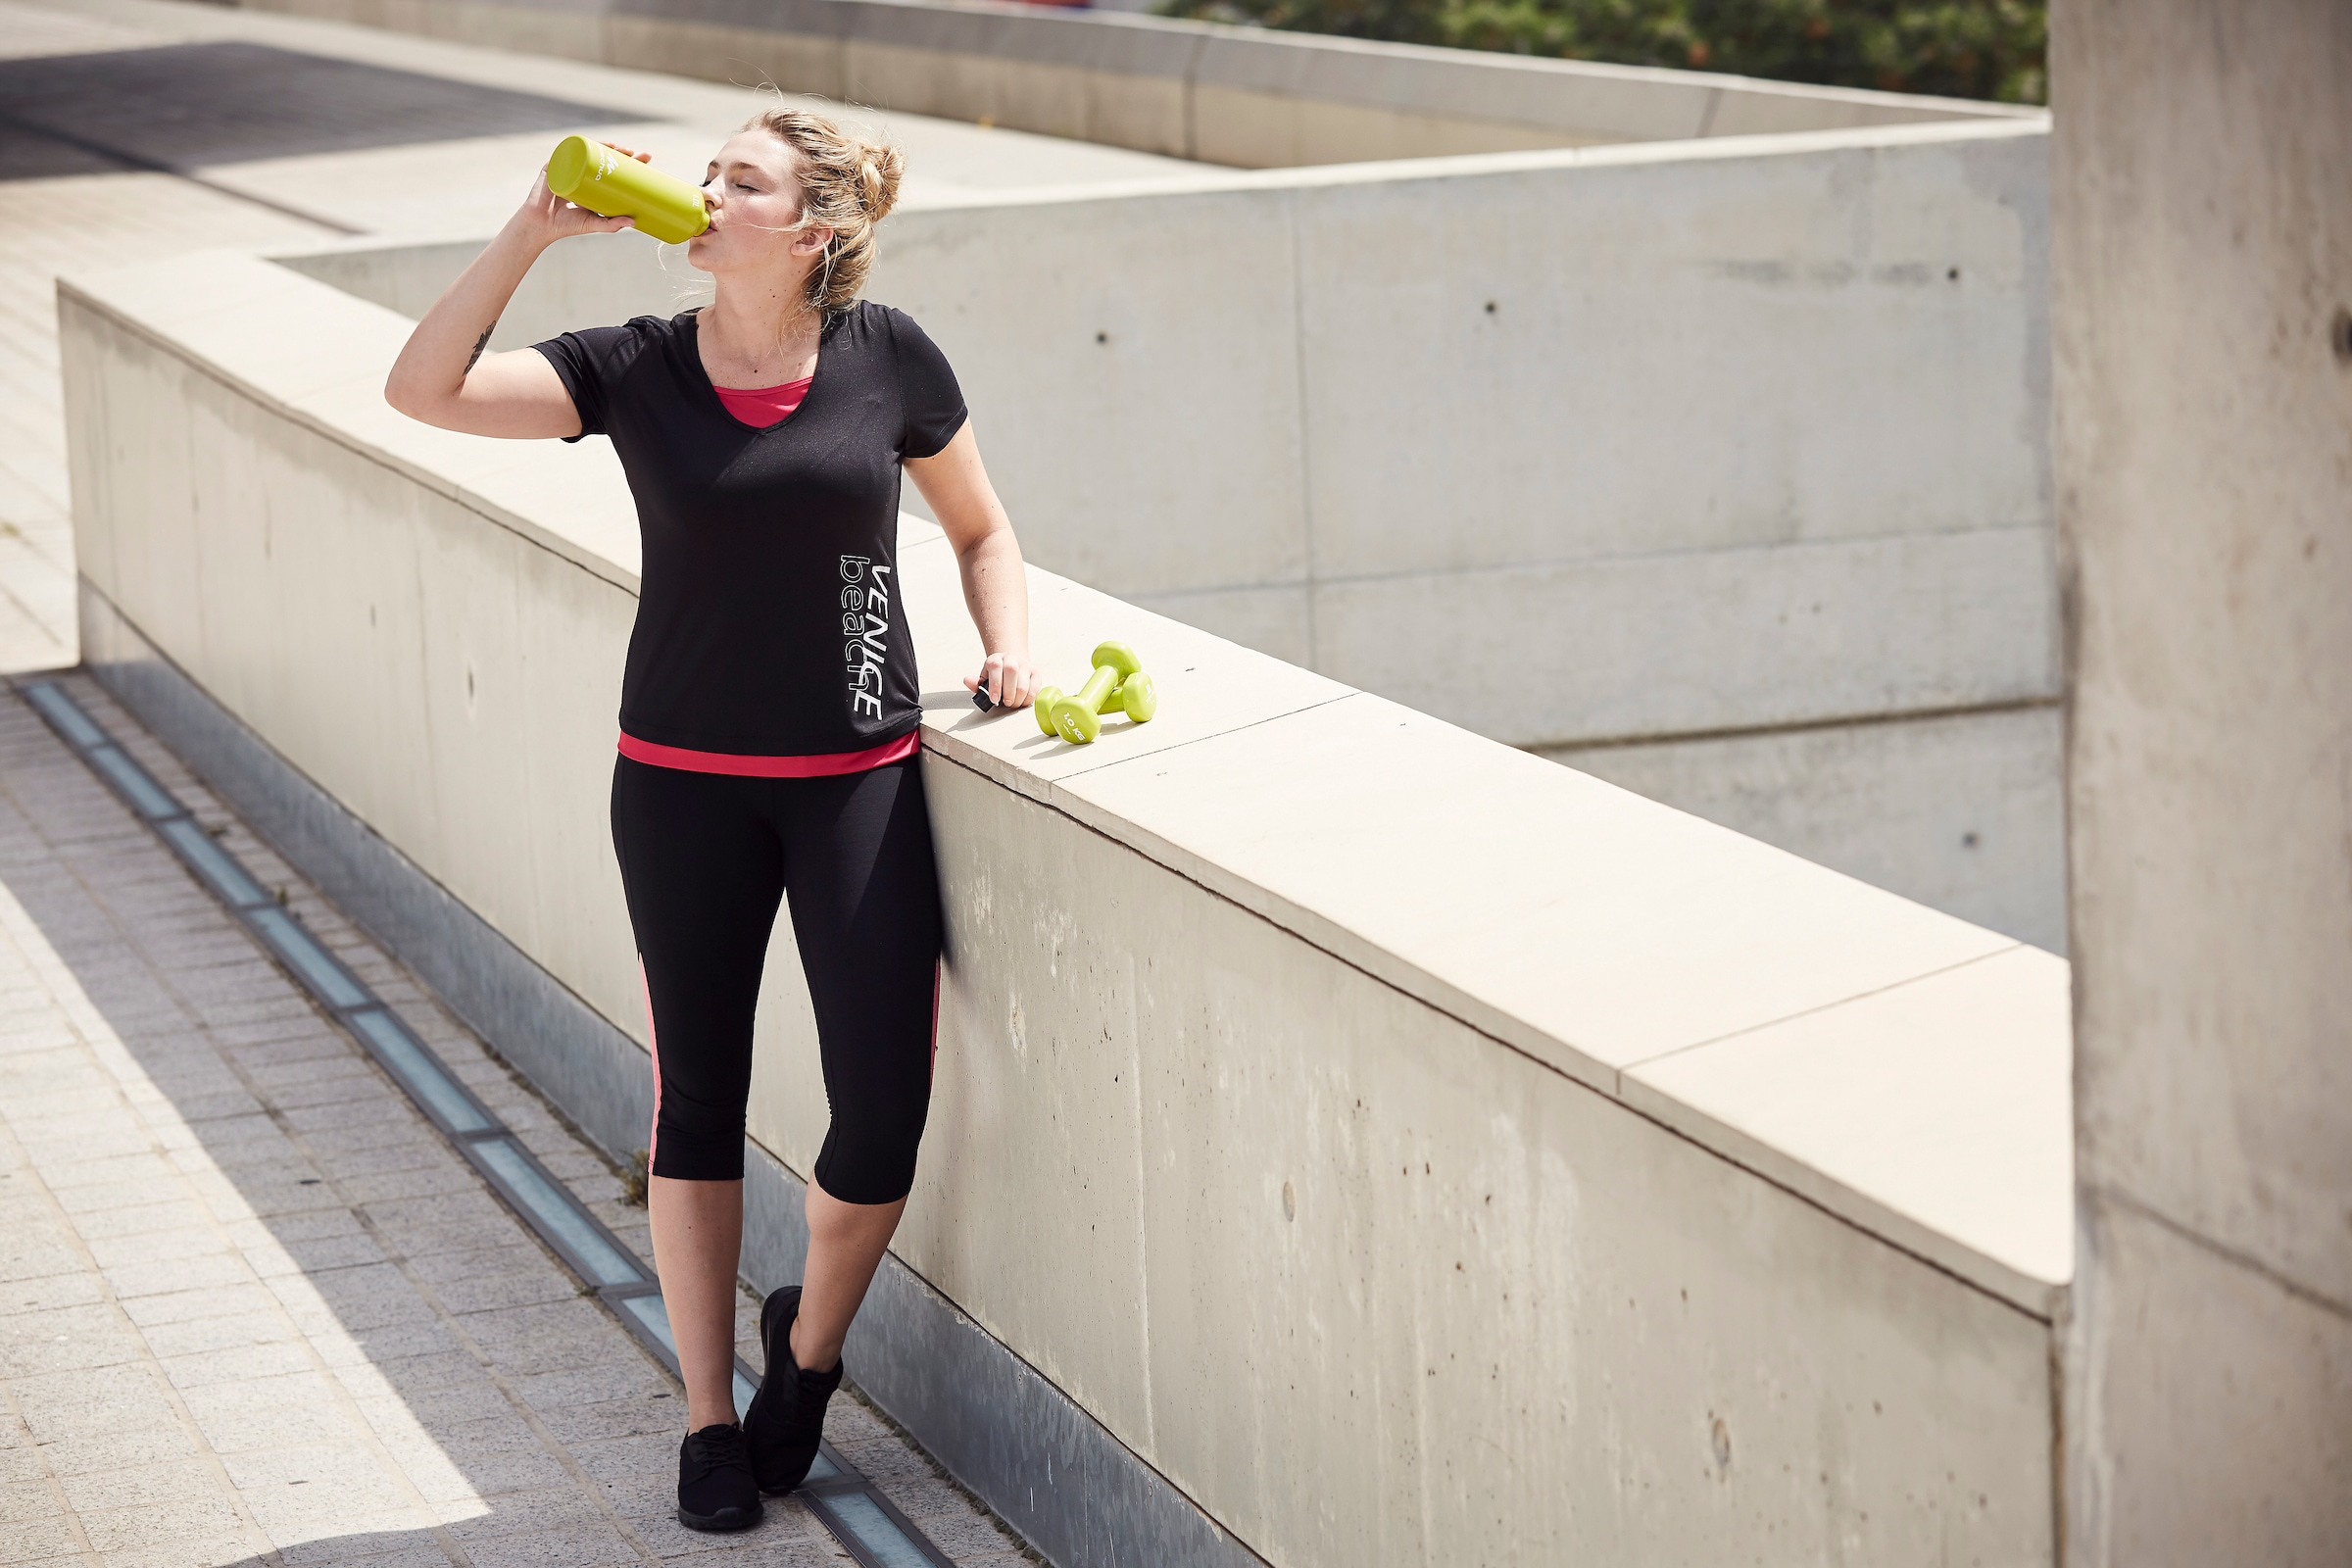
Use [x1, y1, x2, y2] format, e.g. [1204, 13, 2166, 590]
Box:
[533, 303, 967, 757]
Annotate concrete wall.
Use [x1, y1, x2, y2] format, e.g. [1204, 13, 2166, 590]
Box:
[1545, 704, 2063, 946]
[61, 247, 2071, 1566]
[2052, 1, 2352, 1561]
[277, 116, 2064, 947]
[228, 0, 2033, 170]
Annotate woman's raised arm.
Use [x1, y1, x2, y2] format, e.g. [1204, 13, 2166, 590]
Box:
[384, 149, 647, 438]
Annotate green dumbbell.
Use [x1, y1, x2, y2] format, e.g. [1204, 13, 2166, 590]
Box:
[1029, 643, 1115, 735]
[1033, 641, 1158, 745]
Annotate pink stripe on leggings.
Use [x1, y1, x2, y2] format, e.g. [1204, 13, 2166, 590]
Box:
[638, 956, 661, 1174]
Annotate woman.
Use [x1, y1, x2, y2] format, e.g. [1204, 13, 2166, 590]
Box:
[385, 108, 1035, 1533]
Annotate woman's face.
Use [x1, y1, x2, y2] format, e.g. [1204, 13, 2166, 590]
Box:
[686, 130, 832, 285]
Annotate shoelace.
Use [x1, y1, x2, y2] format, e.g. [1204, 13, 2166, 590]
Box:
[685, 1425, 752, 1471]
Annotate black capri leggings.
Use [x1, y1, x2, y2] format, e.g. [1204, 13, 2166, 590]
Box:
[611, 754, 943, 1202]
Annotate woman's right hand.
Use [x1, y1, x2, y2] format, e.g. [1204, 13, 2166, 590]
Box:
[514, 143, 651, 246]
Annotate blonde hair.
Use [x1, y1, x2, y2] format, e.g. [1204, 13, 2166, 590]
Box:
[746, 106, 903, 315]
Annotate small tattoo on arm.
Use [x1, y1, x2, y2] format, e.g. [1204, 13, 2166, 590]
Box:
[464, 322, 497, 372]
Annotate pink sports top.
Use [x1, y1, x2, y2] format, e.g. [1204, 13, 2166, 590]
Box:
[710, 374, 814, 429]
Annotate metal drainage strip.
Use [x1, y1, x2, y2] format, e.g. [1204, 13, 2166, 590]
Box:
[20, 680, 954, 1568]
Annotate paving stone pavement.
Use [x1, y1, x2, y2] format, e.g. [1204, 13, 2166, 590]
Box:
[0, 673, 1033, 1568]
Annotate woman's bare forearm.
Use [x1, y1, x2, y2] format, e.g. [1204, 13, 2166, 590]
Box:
[957, 525, 1029, 664]
[385, 153, 640, 436]
[383, 219, 547, 418]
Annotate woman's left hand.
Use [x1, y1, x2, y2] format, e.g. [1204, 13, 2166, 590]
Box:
[966, 652, 1039, 710]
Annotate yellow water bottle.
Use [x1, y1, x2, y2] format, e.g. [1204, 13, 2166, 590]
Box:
[545, 135, 710, 244]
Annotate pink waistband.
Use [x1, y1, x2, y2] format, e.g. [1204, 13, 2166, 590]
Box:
[617, 730, 920, 777]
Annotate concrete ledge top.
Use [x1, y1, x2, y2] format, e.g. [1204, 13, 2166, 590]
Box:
[613, 0, 2040, 137]
[59, 245, 2073, 1318]
[836, 112, 2050, 213]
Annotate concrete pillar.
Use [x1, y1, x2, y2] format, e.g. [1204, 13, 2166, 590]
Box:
[2053, 1, 2352, 1562]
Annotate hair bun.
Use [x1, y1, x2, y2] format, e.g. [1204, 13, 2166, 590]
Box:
[858, 144, 904, 223]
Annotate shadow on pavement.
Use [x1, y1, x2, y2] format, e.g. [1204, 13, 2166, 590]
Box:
[0, 683, 858, 1567]
[0, 40, 650, 183]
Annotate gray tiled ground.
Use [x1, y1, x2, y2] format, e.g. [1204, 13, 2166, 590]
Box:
[0, 675, 1031, 1568]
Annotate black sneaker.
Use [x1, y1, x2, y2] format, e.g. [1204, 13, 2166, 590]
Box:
[742, 1285, 845, 1495]
[675, 1423, 762, 1532]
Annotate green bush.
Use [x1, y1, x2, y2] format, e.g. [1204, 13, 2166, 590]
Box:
[1151, 0, 2046, 104]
